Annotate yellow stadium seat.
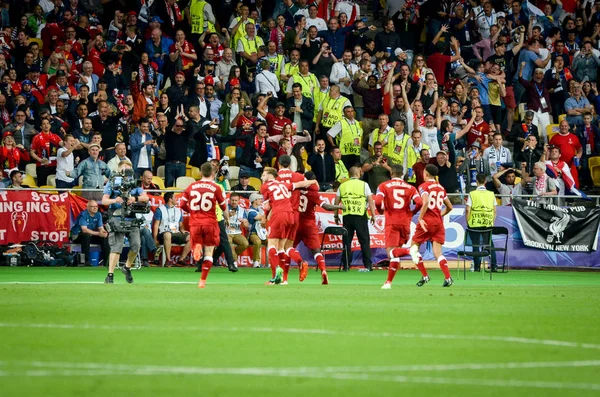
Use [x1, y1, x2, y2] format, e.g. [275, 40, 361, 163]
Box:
[152, 176, 166, 191]
[71, 185, 83, 196]
[225, 146, 237, 166]
[589, 157, 600, 187]
[558, 114, 567, 123]
[157, 165, 165, 179]
[175, 176, 195, 189]
[546, 124, 559, 144]
[22, 174, 37, 188]
[191, 166, 201, 180]
[47, 174, 56, 187]
[38, 186, 57, 194]
[25, 163, 37, 178]
[248, 177, 262, 190]
[271, 157, 277, 167]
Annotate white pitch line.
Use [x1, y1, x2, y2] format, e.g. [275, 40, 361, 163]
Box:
[0, 322, 599, 351]
[1, 361, 599, 391]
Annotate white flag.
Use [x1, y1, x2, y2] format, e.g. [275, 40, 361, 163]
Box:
[526, 0, 545, 17]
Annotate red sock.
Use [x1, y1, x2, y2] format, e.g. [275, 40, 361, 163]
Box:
[315, 253, 326, 272]
[286, 247, 303, 264]
[200, 257, 213, 281]
[416, 256, 428, 277]
[387, 259, 399, 283]
[391, 247, 410, 259]
[438, 256, 451, 279]
[278, 252, 290, 281]
[268, 247, 279, 278]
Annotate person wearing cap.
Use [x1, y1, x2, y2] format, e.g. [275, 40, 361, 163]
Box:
[0, 131, 30, 179]
[145, 28, 174, 74]
[327, 105, 362, 170]
[231, 172, 258, 200]
[7, 170, 30, 189]
[27, 65, 48, 93]
[246, 193, 267, 268]
[69, 143, 111, 201]
[19, 79, 40, 107]
[237, 23, 264, 77]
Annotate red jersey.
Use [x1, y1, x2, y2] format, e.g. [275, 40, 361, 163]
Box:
[376, 178, 420, 225]
[265, 112, 291, 136]
[467, 119, 490, 147]
[418, 180, 447, 226]
[298, 183, 322, 222]
[30, 132, 63, 167]
[180, 179, 226, 226]
[0, 146, 30, 177]
[169, 40, 196, 69]
[260, 179, 294, 213]
[277, 168, 305, 210]
[550, 133, 582, 165]
[236, 114, 257, 148]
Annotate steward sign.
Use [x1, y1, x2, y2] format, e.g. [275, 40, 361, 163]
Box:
[512, 198, 600, 252]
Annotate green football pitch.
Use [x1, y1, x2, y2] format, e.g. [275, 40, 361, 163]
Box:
[1, 267, 600, 397]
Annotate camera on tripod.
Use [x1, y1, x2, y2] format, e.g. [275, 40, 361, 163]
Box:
[105, 168, 150, 233]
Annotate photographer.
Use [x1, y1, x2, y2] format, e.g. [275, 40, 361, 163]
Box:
[101, 160, 149, 284]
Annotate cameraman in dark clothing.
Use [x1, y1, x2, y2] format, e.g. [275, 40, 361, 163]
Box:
[101, 161, 149, 284]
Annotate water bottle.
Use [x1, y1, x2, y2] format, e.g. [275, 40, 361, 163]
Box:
[496, 161, 501, 171]
[407, 168, 413, 178]
[574, 157, 580, 167]
[469, 162, 477, 187]
[386, 47, 392, 55]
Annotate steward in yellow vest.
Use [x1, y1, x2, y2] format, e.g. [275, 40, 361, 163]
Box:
[327, 106, 363, 171]
[188, 0, 216, 34]
[465, 173, 497, 272]
[333, 166, 378, 271]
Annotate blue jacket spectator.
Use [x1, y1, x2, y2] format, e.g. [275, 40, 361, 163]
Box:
[129, 122, 156, 178]
[318, 20, 357, 58]
[145, 30, 174, 73]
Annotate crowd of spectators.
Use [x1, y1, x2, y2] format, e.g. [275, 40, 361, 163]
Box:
[0, 0, 599, 206]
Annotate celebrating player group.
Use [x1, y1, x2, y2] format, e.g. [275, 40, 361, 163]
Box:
[181, 159, 452, 289]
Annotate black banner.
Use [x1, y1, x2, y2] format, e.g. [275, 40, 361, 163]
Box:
[512, 199, 600, 252]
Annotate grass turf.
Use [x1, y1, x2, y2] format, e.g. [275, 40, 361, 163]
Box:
[1, 267, 600, 396]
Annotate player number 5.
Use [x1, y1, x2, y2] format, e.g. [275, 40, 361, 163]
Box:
[392, 189, 406, 209]
[189, 191, 215, 211]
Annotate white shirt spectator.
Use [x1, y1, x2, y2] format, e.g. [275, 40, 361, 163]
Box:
[255, 69, 281, 98]
[306, 17, 327, 31]
[335, 0, 360, 20]
[418, 125, 440, 155]
[56, 147, 74, 184]
[330, 61, 359, 96]
[475, 9, 497, 40]
[483, 145, 512, 175]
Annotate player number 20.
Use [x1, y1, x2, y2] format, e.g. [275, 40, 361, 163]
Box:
[189, 191, 215, 211]
[392, 189, 406, 209]
[269, 184, 291, 200]
[428, 191, 445, 210]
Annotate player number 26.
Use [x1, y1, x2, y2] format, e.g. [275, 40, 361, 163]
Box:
[189, 191, 215, 211]
[428, 191, 445, 210]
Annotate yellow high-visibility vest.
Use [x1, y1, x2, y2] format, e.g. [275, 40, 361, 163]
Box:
[321, 95, 346, 128]
[467, 189, 495, 228]
[339, 178, 367, 216]
[189, 0, 215, 34]
[338, 118, 363, 156]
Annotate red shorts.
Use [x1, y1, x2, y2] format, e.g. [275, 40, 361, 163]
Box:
[294, 220, 320, 250]
[504, 86, 516, 110]
[289, 211, 300, 240]
[385, 223, 410, 248]
[267, 212, 295, 239]
[411, 223, 445, 245]
[190, 223, 220, 247]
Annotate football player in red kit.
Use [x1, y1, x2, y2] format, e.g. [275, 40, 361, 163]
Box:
[276, 155, 310, 283]
[410, 164, 454, 287]
[376, 164, 423, 289]
[180, 162, 229, 289]
[295, 171, 345, 285]
[260, 167, 318, 285]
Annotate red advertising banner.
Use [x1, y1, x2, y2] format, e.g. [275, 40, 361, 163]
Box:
[0, 191, 71, 244]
